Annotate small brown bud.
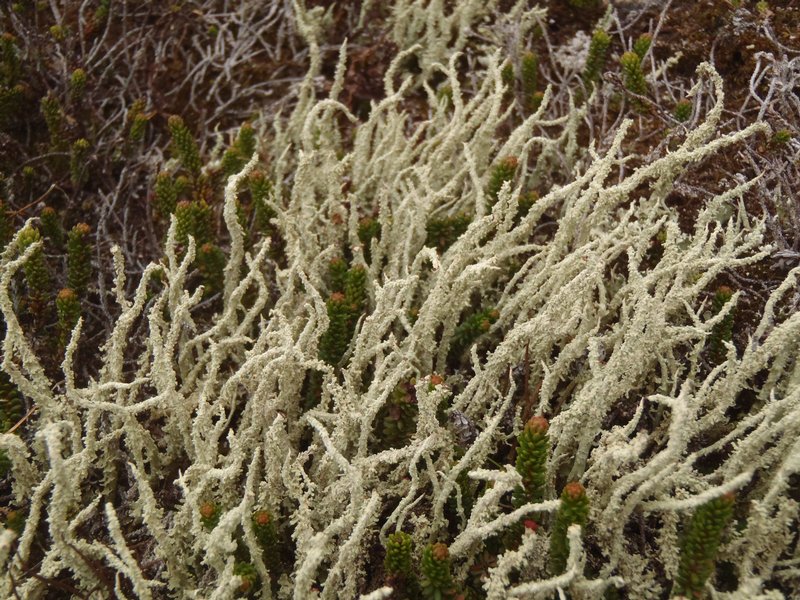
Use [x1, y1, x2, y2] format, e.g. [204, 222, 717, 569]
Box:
[431, 542, 449, 561]
[563, 482, 586, 500]
[57, 288, 77, 302]
[524, 416, 549, 435]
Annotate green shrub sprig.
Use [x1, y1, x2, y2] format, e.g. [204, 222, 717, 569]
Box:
[520, 51, 539, 112]
[66, 223, 92, 297]
[17, 226, 51, 315]
[384, 531, 414, 580]
[487, 156, 519, 205]
[420, 543, 456, 600]
[633, 33, 653, 59]
[674, 99, 693, 122]
[709, 285, 735, 362]
[199, 501, 221, 530]
[222, 123, 257, 177]
[513, 416, 550, 507]
[70, 138, 91, 187]
[550, 482, 590, 575]
[168, 115, 202, 177]
[69, 68, 87, 103]
[426, 213, 471, 253]
[56, 288, 81, 348]
[154, 172, 180, 217]
[39, 206, 63, 249]
[583, 29, 611, 89]
[620, 51, 648, 109]
[673, 493, 735, 598]
[174, 200, 213, 247]
[450, 307, 500, 360]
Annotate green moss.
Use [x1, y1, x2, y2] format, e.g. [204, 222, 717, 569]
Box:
[0, 83, 24, 129]
[328, 257, 349, 294]
[0, 33, 20, 86]
[344, 264, 368, 317]
[94, 0, 110, 21]
[771, 129, 792, 145]
[318, 265, 369, 367]
[501, 62, 514, 88]
[49, 24, 67, 41]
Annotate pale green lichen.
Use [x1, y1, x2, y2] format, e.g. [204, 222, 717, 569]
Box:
[0, 3, 796, 600]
